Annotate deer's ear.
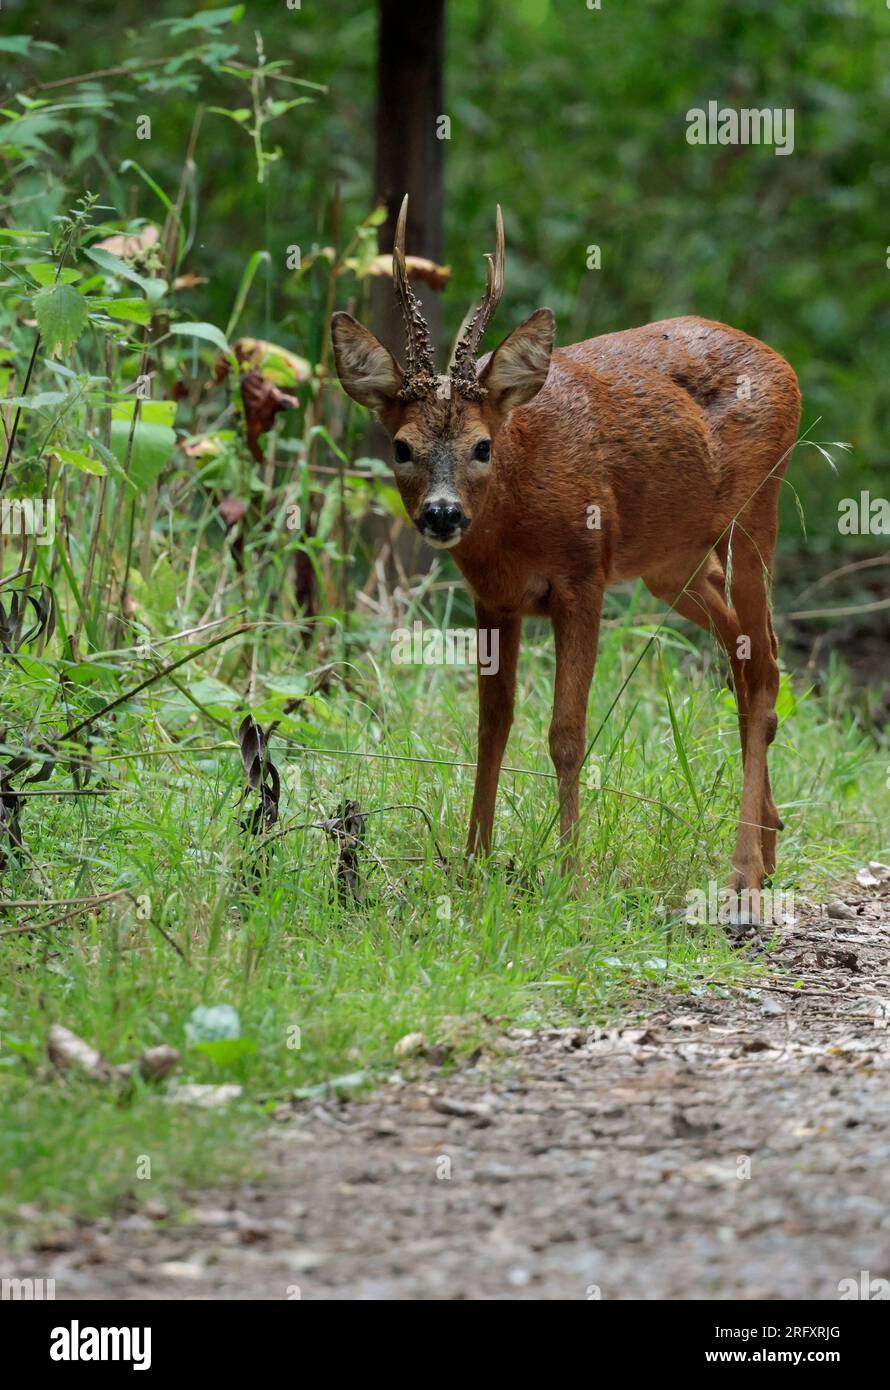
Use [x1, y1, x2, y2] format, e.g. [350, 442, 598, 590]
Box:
[480, 308, 554, 414]
[330, 312, 404, 411]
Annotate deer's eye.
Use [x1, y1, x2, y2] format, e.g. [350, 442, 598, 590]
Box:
[394, 439, 413, 465]
[474, 439, 491, 463]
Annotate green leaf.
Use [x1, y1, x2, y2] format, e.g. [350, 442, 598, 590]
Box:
[263, 675, 309, 698]
[266, 98, 313, 120]
[0, 229, 50, 246]
[658, 649, 704, 821]
[54, 447, 107, 477]
[0, 36, 60, 54]
[26, 263, 81, 287]
[84, 246, 167, 304]
[185, 676, 242, 710]
[206, 106, 251, 124]
[195, 1038, 256, 1067]
[33, 282, 89, 357]
[156, 4, 245, 33]
[2, 391, 68, 410]
[89, 297, 152, 326]
[373, 484, 410, 522]
[226, 250, 270, 338]
[169, 321, 230, 354]
[110, 399, 177, 491]
[118, 160, 173, 213]
[775, 673, 798, 723]
[294, 1071, 370, 1100]
[83, 435, 134, 489]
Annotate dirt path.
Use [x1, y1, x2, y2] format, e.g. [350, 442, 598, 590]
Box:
[10, 882, 890, 1300]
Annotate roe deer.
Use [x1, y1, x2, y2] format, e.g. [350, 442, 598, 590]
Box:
[331, 198, 801, 905]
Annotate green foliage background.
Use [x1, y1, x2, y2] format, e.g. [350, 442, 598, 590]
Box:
[8, 0, 888, 552]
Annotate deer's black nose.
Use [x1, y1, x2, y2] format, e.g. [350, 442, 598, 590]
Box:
[420, 499, 466, 538]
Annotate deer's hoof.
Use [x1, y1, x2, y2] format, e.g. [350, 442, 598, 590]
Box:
[725, 864, 769, 929]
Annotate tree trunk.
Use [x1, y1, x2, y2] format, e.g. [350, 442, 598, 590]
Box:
[373, 0, 446, 365]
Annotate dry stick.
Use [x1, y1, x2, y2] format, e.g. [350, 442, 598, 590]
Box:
[8, 788, 123, 797]
[308, 462, 393, 481]
[113, 334, 152, 635]
[165, 670, 232, 731]
[0, 333, 41, 491]
[0, 891, 129, 911]
[25, 58, 168, 95]
[274, 740, 698, 834]
[300, 191, 363, 637]
[2, 897, 185, 959]
[11, 390, 83, 651]
[793, 553, 890, 604]
[0, 565, 31, 588]
[787, 595, 890, 621]
[76, 611, 259, 662]
[0, 888, 130, 935]
[59, 623, 253, 746]
[75, 337, 115, 654]
[328, 188, 351, 651]
[139, 481, 158, 578]
[1, 906, 127, 939]
[131, 109, 203, 608]
[362, 801, 445, 853]
[161, 106, 203, 280]
[257, 800, 448, 862]
[715, 980, 858, 1000]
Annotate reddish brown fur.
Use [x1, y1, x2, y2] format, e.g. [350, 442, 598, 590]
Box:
[332, 306, 801, 903]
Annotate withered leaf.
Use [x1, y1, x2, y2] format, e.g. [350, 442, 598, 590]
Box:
[321, 799, 366, 899]
[237, 715, 280, 836]
[93, 224, 160, 260]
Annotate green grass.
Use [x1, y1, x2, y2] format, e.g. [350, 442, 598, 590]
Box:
[1, 587, 887, 1239]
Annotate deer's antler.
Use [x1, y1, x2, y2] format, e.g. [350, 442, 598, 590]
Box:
[450, 205, 505, 402]
[393, 195, 437, 402]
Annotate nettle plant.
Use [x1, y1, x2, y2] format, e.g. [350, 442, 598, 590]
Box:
[0, 9, 414, 872]
[0, 6, 402, 653]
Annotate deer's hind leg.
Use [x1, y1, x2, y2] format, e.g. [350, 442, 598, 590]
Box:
[711, 535, 784, 879]
[643, 544, 783, 886]
[643, 550, 750, 749]
[718, 528, 784, 899]
[752, 603, 784, 878]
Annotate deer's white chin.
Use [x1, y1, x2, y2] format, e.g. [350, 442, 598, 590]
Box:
[423, 530, 464, 550]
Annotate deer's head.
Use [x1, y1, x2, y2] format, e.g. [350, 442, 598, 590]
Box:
[331, 199, 554, 549]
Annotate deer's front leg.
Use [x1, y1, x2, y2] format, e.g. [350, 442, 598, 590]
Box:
[466, 605, 521, 858]
[549, 584, 603, 873]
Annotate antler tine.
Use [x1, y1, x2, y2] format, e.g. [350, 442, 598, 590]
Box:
[392, 194, 411, 316]
[392, 194, 437, 402]
[450, 205, 505, 401]
[483, 203, 506, 331]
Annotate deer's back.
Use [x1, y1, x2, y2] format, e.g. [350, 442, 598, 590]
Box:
[492, 316, 800, 587]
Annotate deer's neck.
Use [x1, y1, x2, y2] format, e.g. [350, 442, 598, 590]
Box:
[450, 421, 544, 615]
